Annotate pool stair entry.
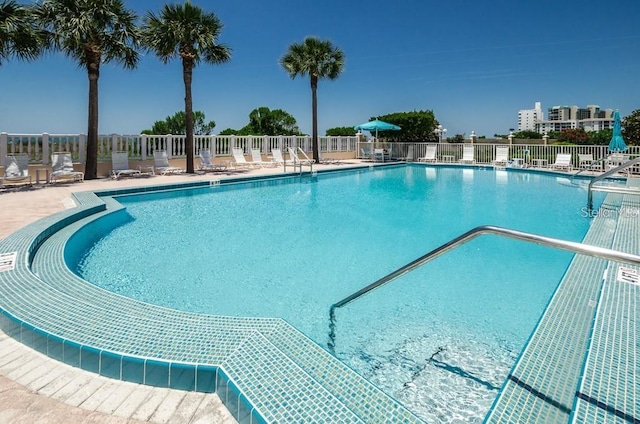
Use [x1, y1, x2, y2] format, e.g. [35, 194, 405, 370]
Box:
[329, 224, 640, 353]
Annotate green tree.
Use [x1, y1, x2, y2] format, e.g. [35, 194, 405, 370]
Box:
[35, 0, 139, 180]
[281, 37, 344, 163]
[512, 130, 542, 139]
[141, 110, 215, 135]
[326, 126, 356, 136]
[244, 106, 300, 135]
[0, 0, 43, 65]
[374, 110, 437, 141]
[141, 3, 231, 173]
[622, 109, 640, 146]
[588, 129, 612, 145]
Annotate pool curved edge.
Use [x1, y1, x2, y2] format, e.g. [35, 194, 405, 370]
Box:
[0, 179, 424, 424]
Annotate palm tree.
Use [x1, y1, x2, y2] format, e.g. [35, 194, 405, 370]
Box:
[280, 37, 344, 163]
[0, 0, 44, 65]
[34, 0, 139, 180]
[141, 3, 231, 174]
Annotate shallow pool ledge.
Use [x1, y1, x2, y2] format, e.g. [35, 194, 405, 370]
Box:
[0, 181, 422, 423]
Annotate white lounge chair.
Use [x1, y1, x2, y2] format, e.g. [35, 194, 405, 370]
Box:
[251, 148, 277, 167]
[111, 151, 145, 180]
[153, 150, 183, 175]
[270, 148, 292, 167]
[373, 148, 385, 162]
[51, 152, 83, 184]
[199, 149, 227, 172]
[360, 147, 372, 160]
[402, 145, 414, 162]
[1, 154, 32, 187]
[417, 145, 436, 163]
[550, 153, 572, 172]
[493, 145, 509, 167]
[578, 153, 595, 170]
[287, 147, 313, 167]
[459, 145, 475, 164]
[318, 150, 341, 165]
[231, 147, 258, 169]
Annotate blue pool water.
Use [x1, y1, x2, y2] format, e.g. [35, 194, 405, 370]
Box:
[76, 165, 603, 423]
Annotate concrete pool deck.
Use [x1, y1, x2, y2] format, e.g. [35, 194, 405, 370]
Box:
[0, 162, 636, 423]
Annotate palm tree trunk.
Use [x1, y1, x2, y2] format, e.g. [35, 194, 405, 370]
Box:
[311, 76, 319, 163]
[183, 60, 195, 174]
[85, 60, 99, 180]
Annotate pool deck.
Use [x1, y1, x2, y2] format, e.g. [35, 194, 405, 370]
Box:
[0, 162, 637, 423]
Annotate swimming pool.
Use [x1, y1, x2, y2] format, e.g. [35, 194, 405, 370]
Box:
[74, 165, 604, 422]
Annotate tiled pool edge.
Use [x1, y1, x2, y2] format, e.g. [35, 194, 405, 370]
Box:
[0, 172, 422, 424]
[486, 183, 639, 423]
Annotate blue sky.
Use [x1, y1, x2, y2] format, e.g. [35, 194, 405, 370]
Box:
[1, 0, 639, 138]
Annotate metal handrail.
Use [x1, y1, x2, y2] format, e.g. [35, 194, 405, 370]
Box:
[327, 225, 640, 353]
[587, 156, 640, 209]
[572, 156, 610, 178]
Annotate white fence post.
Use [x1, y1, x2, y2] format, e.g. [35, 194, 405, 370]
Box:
[42, 133, 49, 164]
[141, 134, 148, 160]
[79, 134, 86, 164]
[166, 134, 173, 158]
[0, 132, 7, 167]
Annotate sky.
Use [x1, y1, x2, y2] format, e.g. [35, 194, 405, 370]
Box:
[1, 0, 639, 138]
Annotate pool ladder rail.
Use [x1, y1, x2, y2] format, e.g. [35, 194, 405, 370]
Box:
[586, 156, 640, 209]
[327, 224, 640, 353]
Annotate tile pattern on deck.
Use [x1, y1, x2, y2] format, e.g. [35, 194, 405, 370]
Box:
[572, 180, 639, 424]
[0, 172, 421, 423]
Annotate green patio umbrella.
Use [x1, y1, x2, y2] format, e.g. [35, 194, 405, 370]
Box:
[608, 110, 627, 152]
[354, 119, 401, 140]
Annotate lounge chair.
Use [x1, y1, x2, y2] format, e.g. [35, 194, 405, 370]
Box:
[231, 147, 258, 169]
[373, 148, 385, 162]
[459, 145, 475, 164]
[492, 145, 509, 167]
[550, 153, 572, 172]
[578, 153, 595, 170]
[417, 145, 436, 163]
[1, 154, 32, 188]
[402, 145, 414, 162]
[318, 151, 341, 165]
[287, 147, 313, 167]
[251, 148, 277, 167]
[271, 148, 293, 167]
[111, 151, 146, 180]
[51, 152, 84, 184]
[199, 149, 227, 172]
[153, 150, 183, 175]
[360, 147, 372, 160]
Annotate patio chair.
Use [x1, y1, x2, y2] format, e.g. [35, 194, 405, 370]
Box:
[153, 150, 183, 175]
[51, 152, 84, 184]
[198, 149, 227, 172]
[231, 147, 258, 169]
[271, 148, 293, 167]
[550, 153, 572, 172]
[360, 147, 372, 160]
[318, 150, 341, 165]
[111, 151, 146, 180]
[251, 148, 277, 167]
[402, 145, 415, 162]
[373, 148, 385, 162]
[1, 154, 32, 188]
[417, 145, 436, 163]
[459, 145, 475, 164]
[577, 153, 599, 171]
[492, 145, 509, 167]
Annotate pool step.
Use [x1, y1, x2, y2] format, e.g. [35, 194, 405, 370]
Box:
[0, 330, 237, 424]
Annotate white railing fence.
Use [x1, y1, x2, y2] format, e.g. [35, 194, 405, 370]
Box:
[357, 141, 639, 168]
[0, 133, 358, 166]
